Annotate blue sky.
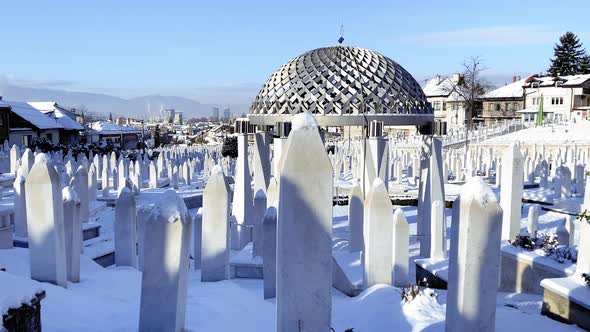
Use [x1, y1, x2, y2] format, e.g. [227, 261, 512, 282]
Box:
[2, 0, 589, 104]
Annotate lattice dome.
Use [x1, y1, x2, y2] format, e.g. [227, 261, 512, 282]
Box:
[248, 46, 433, 126]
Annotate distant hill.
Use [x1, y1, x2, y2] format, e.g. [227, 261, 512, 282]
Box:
[0, 82, 250, 119]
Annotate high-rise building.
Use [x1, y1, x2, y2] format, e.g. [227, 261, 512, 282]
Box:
[223, 107, 231, 120]
[173, 111, 183, 125]
[165, 108, 175, 124]
[212, 107, 220, 120]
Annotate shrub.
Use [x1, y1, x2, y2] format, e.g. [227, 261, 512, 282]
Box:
[221, 136, 238, 159]
[583, 273, 590, 287]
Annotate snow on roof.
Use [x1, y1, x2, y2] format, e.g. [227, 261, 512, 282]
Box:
[483, 77, 529, 99]
[27, 102, 85, 131]
[526, 74, 590, 87]
[1, 101, 63, 129]
[422, 75, 460, 97]
[89, 121, 140, 134]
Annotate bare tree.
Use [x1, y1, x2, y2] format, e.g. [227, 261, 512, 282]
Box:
[442, 56, 492, 130]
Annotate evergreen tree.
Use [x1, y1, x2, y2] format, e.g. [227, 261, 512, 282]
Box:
[548, 32, 587, 76]
[580, 54, 590, 75]
[109, 112, 113, 122]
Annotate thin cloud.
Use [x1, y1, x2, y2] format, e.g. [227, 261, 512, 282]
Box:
[0, 73, 77, 88]
[404, 25, 590, 47]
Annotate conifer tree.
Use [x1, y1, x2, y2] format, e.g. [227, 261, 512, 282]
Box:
[548, 32, 586, 76]
[580, 54, 590, 75]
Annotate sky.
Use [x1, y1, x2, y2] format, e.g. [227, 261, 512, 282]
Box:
[1, 0, 590, 105]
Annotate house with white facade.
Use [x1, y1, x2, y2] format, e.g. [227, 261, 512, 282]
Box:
[88, 121, 141, 149]
[423, 74, 468, 133]
[521, 74, 590, 122]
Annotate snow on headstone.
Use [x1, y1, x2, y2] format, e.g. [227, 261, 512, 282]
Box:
[115, 187, 137, 268]
[62, 186, 81, 283]
[88, 163, 98, 201]
[539, 160, 548, 189]
[430, 200, 445, 260]
[138, 189, 191, 332]
[348, 180, 364, 252]
[201, 165, 230, 282]
[276, 112, 332, 332]
[527, 205, 539, 236]
[192, 209, 202, 270]
[75, 165, 89, 223]
[266, 176, 279, 208]
[417, 136, 445, 257]
[253, 131, 271, 195]
[363, 177, 393, 287]
[25, 154, 67, 288]
[500, 142, 524, 241]
[10, 145, 20, 175]
[231, 132, 254, 250]
[392, 208, 409, 287]
[446, 177, 503, 332]
[13, 167, 28, 237]
[21, 148, 35, 177]
[252, 189, 267, 258]
[149, 160, 158, 189]
[263, 206, 277, 299]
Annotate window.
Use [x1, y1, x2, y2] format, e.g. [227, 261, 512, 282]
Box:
[432, 101, 441, 111]
[452, 103, 458, 111]
[495, 104, 501, 111]
[45, 133, 53, 142]
[442, 102, 446, 111]
[22, 135, 32, 147]
[488, 103, 494, 111]
[506, 103, 512, 111]
[559, 97, 564, 105]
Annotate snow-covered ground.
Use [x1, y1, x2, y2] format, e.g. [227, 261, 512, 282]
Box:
[482, 121, 590, 145]
[0, 177, 583, 331]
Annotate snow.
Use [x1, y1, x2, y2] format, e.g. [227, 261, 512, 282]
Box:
[0, 268, 44, 316]
[482, 121, 590, 144]
[291, 111, 318, 131]
[460, 176, 497, 208]
[34, 153, 50, 164]
[484, 77, 529, 99]
[27, 102, 85, 131]
[0, 101, 63, 130]
[137, 189, 189, 224]
[541, 276, 590, 309]
[89, 121, 141, 135]
[0, 169, 585, 331]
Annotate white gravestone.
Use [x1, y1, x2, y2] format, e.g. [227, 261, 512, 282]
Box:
[201, 165, 230, 282]
[276, 113, 333, 332]
[445, 177, 503, 332]
[115, 187, 137, 268]
[25, 154, 67, 288]
[138, 190, 191, 332]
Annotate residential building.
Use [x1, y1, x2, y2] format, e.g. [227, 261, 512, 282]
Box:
[1, 100, 62, 147]
[27, 102, 85, 144]
[0, 100, 10, 143]
[521, 74, 590, 122]
[88, 121, 141, 149]
[423, 74, 469, 133]
[480, 76, 528, 125]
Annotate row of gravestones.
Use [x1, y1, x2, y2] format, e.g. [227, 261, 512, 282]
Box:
[166, 113, 507, 331]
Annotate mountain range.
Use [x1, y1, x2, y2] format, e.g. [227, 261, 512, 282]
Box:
[0, 82, 251, 119]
